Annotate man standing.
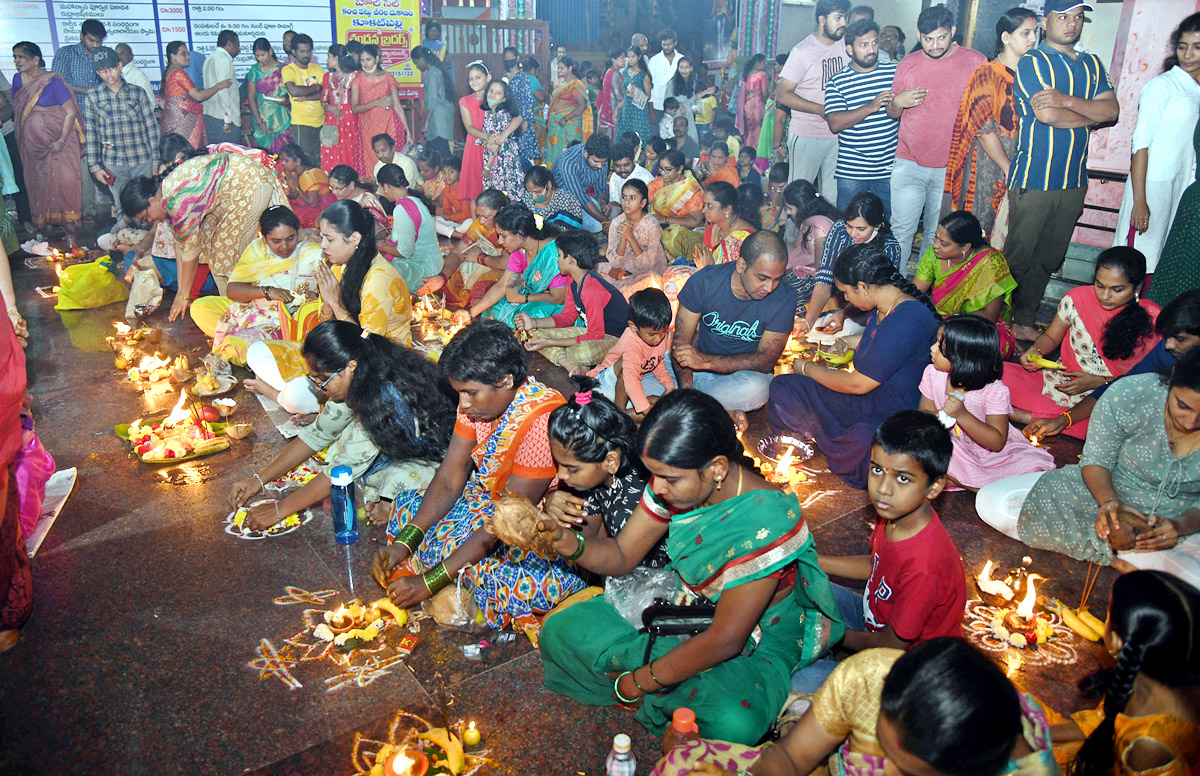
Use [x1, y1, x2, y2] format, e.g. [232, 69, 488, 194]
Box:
[673, 230, 795, 425]
[879, 26, 905, 62]
[552, 134, 612, 233]
[824, 20, 898, 213]
[550, 44, 567, 89]
[281, 34, 325, 162]
[52, 19, 106, 222]
[113, 44, 154, 105]
[648, 29, 681, 112]
[606, 141, 654, 217]
[776, 0, 849, 197]
[85, 47, 158, 234]
[886, 5, 986, 269]
[1005, 0, 1118, 339]
[281, 31, 296, 65]
[203, 30, 241, 146]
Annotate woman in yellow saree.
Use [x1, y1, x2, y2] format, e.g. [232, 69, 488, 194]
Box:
[649, 150, 705, 260]
[545, 58, 592, 165]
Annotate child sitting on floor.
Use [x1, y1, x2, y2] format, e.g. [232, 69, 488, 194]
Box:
[417, 147, 443, 200]
[818, 410, 967, 652]
[514, 230, 628, 376]
[737, 147, 762, 190]
[918, 315, 1055, 491]
[543, 375, 670, 569]
[713, 118, 741, 159]
[434, 156, 474, 239]
[763, 162, 790, 232]
[588, 288, 676, 420]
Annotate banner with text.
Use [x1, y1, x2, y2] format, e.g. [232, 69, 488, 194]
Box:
[334, 0, 422, 98]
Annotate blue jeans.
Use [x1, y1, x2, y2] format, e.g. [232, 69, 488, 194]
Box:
[889, 158, 946, 275]
[789, 583, 866, 693]
[690, 369, 773, 412]
[581, 197, 604, 234]
[836, 177, 891, 220]
[596, 354, 675, 409]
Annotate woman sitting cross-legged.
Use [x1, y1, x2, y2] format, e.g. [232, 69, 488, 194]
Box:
[372, 319, 586, 639]
[538, 389, 844, 745]
[230, 320, 456, 531]
[279, 142, 335, 229]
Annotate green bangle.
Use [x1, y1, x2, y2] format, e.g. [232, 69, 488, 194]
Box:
[563, 530, 586, 561]
[648, 659, 667, 689]
[614, 671, 639, 703]
[631, 668, 650, 694]
[396, 523, 425, 553]
[423, 562, 452, 595]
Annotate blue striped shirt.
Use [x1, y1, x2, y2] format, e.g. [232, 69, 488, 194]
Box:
[51, 43, 99, 118]
[552, 144, 608, 206]
[824, 61, 899, 180]
[815, 221, 903, 288]
[1009, 43, 1113, 191]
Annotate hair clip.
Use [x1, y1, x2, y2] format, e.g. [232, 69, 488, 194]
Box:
[360, 327, 371, 339]
[575, 390, 592, 406]
[467, 59, 490, 75]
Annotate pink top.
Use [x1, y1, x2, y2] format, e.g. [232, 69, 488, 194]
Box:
[779, 34, 845, 139]
[789, 215, 833, 275]
[507, 249, 571, 289]
[588, 327, 676, 413]
[919, 365, 1054, 489]
[892, 45, 987, 167]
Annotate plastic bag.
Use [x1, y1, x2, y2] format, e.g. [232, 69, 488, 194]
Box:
[125, 267, 163, 319]
[424, 570, 487, 632]
[13, 419, 56, 537]
[54, 255, 129, 311]
[604, 566, 679, 629]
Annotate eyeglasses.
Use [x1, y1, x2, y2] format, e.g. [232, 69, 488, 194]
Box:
[308, 367, 342, 391]
[659, 165, 677, 173]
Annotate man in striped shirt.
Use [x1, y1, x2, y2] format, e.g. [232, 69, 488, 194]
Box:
[1003, 0, 1118, 339]
[824, 20, 899, 214]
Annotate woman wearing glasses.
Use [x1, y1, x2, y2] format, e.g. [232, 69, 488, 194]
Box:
[231, 320, 457, 532]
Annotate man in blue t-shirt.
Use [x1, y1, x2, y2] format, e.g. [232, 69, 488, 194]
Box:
[674, 231, 796, 426]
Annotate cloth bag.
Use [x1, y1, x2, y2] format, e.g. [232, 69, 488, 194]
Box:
[13, 416, 55, 537]
[54, 255, 130, 310]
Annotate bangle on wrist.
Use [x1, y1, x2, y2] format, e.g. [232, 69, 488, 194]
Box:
[631, 668, 651, 693]
[613, 671, 639, 703]
[1061, 410, 1074, 430]
[563, 530, 586, 561]
[423, 562, 452, 595]
[395, 523, 425, 554]
[253, 472, 266, 492]
[649, 659, 669, 689]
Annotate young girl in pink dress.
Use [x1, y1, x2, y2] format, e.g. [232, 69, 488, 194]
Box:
[919, 315, 1054, 491]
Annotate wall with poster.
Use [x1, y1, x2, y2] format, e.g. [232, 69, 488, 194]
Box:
[333, 0, 423, 98]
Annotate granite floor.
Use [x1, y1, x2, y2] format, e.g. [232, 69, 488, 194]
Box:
[0, 253, 1114, 776]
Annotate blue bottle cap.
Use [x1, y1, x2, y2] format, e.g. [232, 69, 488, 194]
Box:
[330, 465, 354, 486]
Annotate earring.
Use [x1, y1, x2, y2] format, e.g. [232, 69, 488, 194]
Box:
[715, 476, 723, 491]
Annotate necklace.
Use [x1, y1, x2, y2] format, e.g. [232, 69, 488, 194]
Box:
[1165, 409, 1200, 457]
[879, 290, 902, 321]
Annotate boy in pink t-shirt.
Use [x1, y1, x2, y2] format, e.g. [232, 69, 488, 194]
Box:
[588, 288, 676, 420]
[885, 4, 987, 265]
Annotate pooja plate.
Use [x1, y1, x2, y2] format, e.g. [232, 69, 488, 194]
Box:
[224, 499, 316, 539]
[115, 421, 232, 464]
[195, 374, 238, 397]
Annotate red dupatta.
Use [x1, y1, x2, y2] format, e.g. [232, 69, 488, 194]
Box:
[1064, 287, 1162, 377]
[597, 67, 618, 129]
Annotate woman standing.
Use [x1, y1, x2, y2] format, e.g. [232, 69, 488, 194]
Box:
[278, 142, 334, 229]
[667, 57, 710, 146]
[457, 62, 491, 204]
[10, 42, 84, 232]
[320, 45, 364, 174]
[596, 48, 625, 141]
[540, 389, 843, 744]
[351, 44, 413, 172]
[779, 180, 839, 312]
[411, 46, 455, 159]
[160, 41, 230, 149]
[616, 48, 655, 148]
[603, 178, 667, 296]
[375, 164, 443, 295]
[506, 55, 543, 164]
[479, 79, 526, 202]
[246, 38, 293, 154]
[695, 181, 759, 267]
[944, 8, 1039, 236]
[768, 243, 941, 488]
[1129, 14, 1200, 299]
[734, 54, 768, 155]
[545, 57, 592, 165]
[1004, 247, 1161, 439]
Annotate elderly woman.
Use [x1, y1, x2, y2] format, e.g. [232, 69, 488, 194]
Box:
[539, 389, 843, 745]
[648, 150, 704, 259]
[231, 321, 456, 532]
[372, 319, 586, 638]
[977, 352, 1200, 589]
[121, 148, 288, 319]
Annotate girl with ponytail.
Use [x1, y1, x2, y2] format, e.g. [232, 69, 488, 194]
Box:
[767, 242, 941, 489]
[1004, 246, 1161, 440]
[695, 180, 758, 267]
[1064, 571, 1200, 775]
[231, 320, 457, 532]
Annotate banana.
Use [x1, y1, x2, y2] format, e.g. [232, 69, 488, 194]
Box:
[1077, 607, 1106, 635]
[1028, 355, 1065, 371]
[369, 597, 409, 626]
[1060, 606, 1102, 641]
[817, 349, 855, 365]
[418, 728, 465, 774]
[191, 437, 230, 454]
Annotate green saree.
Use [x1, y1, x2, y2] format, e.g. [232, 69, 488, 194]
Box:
[540, 489, 844, 745]
[483, 238, 568, 327]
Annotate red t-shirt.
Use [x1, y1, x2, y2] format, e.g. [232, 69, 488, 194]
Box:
[863, 509, 966, 642]
[891, 45, 987, 168]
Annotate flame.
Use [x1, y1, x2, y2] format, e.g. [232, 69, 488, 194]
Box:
[53, 262, 64, 278]
[163, 390, 193, 427]
[1016, 573, 1043, 620]
[977, 559, 1015, 600]
[1030, 435, 1040, 447]
[114, 322, 132, 335]
[777, 445, 796, 472]
[389, 749, 415, 775]
[137, 354, 171, 371]
[467, 721, 476, 733]
[977, 559, 996, 583]
[1005, 650, 1022, 678]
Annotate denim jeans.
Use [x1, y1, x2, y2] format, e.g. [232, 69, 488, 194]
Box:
[596, 354, 676, 409]
[690, 369, 773, 412]
[789, 583, 867, 693]
[836, 177, 892, 219]
[581, 197, 604, 234]
[889, 158, 947, 275]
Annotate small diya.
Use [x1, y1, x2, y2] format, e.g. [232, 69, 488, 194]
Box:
[384, 748, 429, 776]
[989, 573, 1053, 649]
[313, 602, 384, 648]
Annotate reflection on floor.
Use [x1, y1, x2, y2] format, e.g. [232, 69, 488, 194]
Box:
[0, 257, 1113, 775]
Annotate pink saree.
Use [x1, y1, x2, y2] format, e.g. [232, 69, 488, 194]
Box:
[12, 71, 83, 229]
[162, 68, 206, 149]
[735, 70, 767, 151]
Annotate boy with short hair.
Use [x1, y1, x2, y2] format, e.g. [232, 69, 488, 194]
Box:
[713, 118, 741, 158]
[764, 162, 791, 231]
[659, 96, 680, 140]
[818, 409, 967, 651]
[585, 69, 601, 106]
[434, 156, 474, 238]
[693, 89, 718, 136]
[589, 287, 677, 420]
[514, 230, 628, 375]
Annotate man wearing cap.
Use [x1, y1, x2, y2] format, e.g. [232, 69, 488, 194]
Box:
[85, 47, 159, 233]
[1004, 0, 1119, 340]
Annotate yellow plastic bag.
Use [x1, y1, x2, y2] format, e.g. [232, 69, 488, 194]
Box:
[54, 255, 130, 311]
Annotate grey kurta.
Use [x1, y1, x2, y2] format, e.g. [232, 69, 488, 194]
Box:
[422, 66, 454, 144]
[1018, 375, 1200, 564]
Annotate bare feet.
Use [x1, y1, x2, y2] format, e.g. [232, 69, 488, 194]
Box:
[365, 500, 390, 526]
[729, 410, 749, 433]
[1012, 323, 1041, 342]
[558, 358, 588, 377]
[243, 378, 280, 403]
[1111, 558, 1138, 574]
[0, 629, 20, 653]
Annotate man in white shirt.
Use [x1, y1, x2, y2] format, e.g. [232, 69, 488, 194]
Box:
[550, 45, 567, 89]
[606, 141, 654, 217]
[114, 44, 155, 106]
[203, 30, 241, 145]
[648, 29, 681, 111]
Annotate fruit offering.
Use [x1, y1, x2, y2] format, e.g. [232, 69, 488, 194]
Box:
[125, 391, 230, 462]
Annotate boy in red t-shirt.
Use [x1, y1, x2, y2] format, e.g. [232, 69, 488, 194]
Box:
[818, 409, 967, 652]
[434, 155, 475, 239]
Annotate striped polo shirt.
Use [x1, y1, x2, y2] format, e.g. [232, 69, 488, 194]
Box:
[824, 61, 899, 181]
[1009, 42, 1113, 191]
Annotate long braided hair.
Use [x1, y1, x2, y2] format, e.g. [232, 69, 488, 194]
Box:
[1073, 571, 1200, 776]
[832, 242, 942, 323]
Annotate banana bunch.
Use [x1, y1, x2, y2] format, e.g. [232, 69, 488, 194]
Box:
[1047, 598, 1105, 641]
[817, 348, 855, 365]
[196, 371, 221, 393]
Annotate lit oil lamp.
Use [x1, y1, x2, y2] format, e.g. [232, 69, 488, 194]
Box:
[462, 721, 481, 747]
[384, 748, 429, 776]
[326, 604, 356, 634]
[975, 559, 1016, 605]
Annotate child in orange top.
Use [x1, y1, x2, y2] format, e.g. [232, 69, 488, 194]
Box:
[435, 156, 474, 239]
[587, 288, 676, 420]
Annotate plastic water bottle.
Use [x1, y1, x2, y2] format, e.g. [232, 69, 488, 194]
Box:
[330, 465, 358, 544]
[606, 733, 637, 776]
[662, 707, 700, 754]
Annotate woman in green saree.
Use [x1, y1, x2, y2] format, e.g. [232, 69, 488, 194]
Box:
[539, 389, 844, 745]
[246, 37, 292, 153]
[456, 204, 568, 327]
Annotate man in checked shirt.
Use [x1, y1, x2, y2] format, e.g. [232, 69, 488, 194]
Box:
[85, 47, 159, 235]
